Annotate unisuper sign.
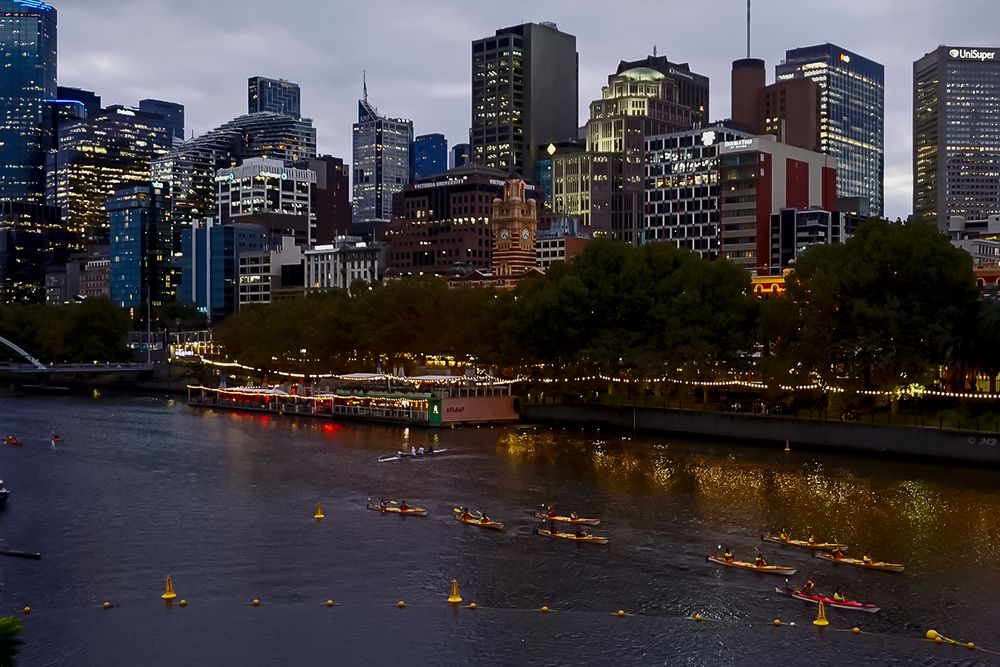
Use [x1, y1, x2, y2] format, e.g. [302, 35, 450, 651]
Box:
[949, 48, 996, 61]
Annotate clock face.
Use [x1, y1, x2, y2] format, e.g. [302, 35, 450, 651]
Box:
[499, 228, 510, 240]
[520, 228, 531, 241]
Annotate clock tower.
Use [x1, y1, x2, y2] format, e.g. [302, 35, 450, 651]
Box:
[491, 179, 537, 277]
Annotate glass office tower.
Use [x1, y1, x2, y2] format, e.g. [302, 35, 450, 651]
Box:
[777, 44, 884, 217]
[0, 0, 57, 203]
[107, 182, 174, 319]
[914, 46, 1000, 227]
[248, 76, 301, 118]
[352, 93, 412, 223]
[411, 133, 448, 181]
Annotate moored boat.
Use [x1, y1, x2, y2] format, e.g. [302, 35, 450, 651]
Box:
[535, 528, 608, 544]
[3, 435, 22, 446]
[762, 532, 848, 551]
[775, 586, 880, 613]
[532, 512, 600, 526]
[814, 552, 904, 572]
[366, 501, 428, 516]
[707, 555, 797, 576]
[453, 511, 504, 530]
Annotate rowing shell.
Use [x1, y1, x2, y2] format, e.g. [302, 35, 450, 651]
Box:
[706, 555, 796, 576]
[762, 532, 848, 551]
[366, 503, 428, 516]
[454, 513, 504, 530]
[535, 529, 608, 544]
[377, 449, 449, 463]
[775, 587, 880, 613]
[814, 552, 904, 572]
[532, 512, 600, 526]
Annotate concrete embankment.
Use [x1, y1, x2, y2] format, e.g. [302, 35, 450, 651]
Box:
[522, 403, 1000, 466]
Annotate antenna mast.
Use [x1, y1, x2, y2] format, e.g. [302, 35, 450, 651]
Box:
[747, 0, 751, 58]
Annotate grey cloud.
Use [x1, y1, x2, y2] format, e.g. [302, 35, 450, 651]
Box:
[57, 0, 1000, 219]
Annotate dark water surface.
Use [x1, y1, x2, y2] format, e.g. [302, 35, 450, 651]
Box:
[1, 393, 999, 666]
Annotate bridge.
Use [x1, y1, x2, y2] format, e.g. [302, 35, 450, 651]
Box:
[0, 336, 154, 386]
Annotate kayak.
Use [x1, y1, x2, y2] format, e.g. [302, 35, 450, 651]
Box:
[775, 587, 880, 613]
[532, 512, 600, 526]
[3, 436, 22, 446]
[366, 503, 428, 516]
[454, 513, 504, 530]
[377, 449, 448, 462]
[814, 552, 904, 572]
[706, 555, 797, 576]
[762, 533, 848, 551]
[535, 529, 608, 544]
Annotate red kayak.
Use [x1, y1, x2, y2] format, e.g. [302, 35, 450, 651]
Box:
[775, 587, 880, 613]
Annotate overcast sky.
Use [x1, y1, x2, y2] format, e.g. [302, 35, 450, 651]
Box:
[58, 0, 999, 220]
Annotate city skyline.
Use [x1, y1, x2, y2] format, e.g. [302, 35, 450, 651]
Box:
[47, 0, 1000, 221]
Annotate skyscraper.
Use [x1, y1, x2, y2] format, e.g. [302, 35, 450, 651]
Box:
[352, 88, 412, 223]
[614, 55, 709, 128]
[0, 0, 57, 203]
[914, 46, 1000, 227]
[139, 99, 185, 145]
[248, 76, 301, 118]
[471, 22, 578, 179]
[56, 86, 100, 118]
[106, 182, 174, 319]
[305, 155, 351, 243]
[411, 133, 448, 181]
[450, 143, 471, 169]
[776, 44, 885, 216]
[47, 105, 171, 247]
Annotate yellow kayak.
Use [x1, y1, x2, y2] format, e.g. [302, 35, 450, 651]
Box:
[762, 533, 848, 551]
[366, 503, 427, 516]
[535, 528, 608, 544]
[454, 512, 504, 530]
[707, 555, 796, 576]
[814, 552, 904, 572]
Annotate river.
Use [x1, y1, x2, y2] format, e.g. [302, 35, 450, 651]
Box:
[1, 393, 999, 665]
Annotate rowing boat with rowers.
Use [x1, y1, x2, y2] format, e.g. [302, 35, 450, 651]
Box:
[535, 528, 608, 544]
[775, 587, 880, 613]
[706, 555, 797, 576]
[814, 552, 905, 572]
[532, 512, 600, 526]
[762, 532, 848, 551]
[366, 501, 428, 516]
[377, 449, 449, 463]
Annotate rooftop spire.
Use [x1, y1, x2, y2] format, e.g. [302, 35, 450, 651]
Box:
[363, 70, 368, 103]
[747, 0, 751, 58]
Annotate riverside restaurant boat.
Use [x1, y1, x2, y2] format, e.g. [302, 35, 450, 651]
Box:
[187, 372, 519, 427]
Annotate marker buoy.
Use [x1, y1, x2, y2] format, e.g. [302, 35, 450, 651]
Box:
[447, 579, 462, 604]
[161, 576, 177, 603]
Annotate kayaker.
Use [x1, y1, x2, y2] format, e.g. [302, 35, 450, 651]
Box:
[417, 446, 425, 455]
[754, 554, 768, 568]
[802, 580, 815, 593]
[546, 505, 556, 518]
[862, 553, 873, 565]
[400, 500, 411, 512]
[427, 444, 434, 454]
[575, 527, 588, 538]
[831, 547, 845, 560]
[808, 535, 816, 545]
[410, 446, 417, 456]
[778, 529, 789, 541]
[460, 507, 473, 521]
[833, 590, 846, 603]
[570, 511, 579, 520]
[549, 523, 559, 535]
[480, 513, 491, 523]
[723, 547, 734, 562]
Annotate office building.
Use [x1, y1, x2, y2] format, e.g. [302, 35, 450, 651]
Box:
[411, 133, 448, 181]
[0, 201, 66, 302]
[644, 125, 753, 255]
[180, 218, 267, 321]
[614, 55, 710, 128]
[304, 237, 380, 292]
[216, 157, 315, 245]
[382, 164, 540, 277]
[777, 44, 884, 216]
[536, 216, 590, 269]
[718, 135, 838, 273]
[730, 58, 820, 152]
[248, 76, 301, 118]
[304, 155, 351, 243]
[139, 99, 185, 144]
[450, 143, 471, 169]
[471, 22, 578, 178]
[152, 110, 317, 247]
[352, 89, 412, 223]
[914, 46, 1000, 227]
[47, 105, 171, 247]
[0, 0, 57, 203]
[106, 182, 174, 319]
[769, 207, 860, 272]
[55, 86, 100, 117]
[238, 235, 304, 307]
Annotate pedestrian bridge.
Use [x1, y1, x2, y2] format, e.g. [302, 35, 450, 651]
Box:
[0, 335, 154, 381]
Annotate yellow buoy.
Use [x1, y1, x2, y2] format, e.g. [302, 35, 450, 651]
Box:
[102, 601, 112, 610]
[314, 503, 325, 520]
[397, 601, 406, 608]
[325, 599, 334, 607]
[178, 599, 188, 607]
[21, 607, 30, 615]
[967, 642, 976, 650]
[784, 439, 791, 451]
[468, 602, 477, 610]
[617, 609, 626, 617]
[251, 598, 261, 607]
[925, 629, 939, 641]
[540, 606, 550, 614]
[773, 619, 782, 626]
[161, 575, 177, 603]
[693, 613, 703, 622]
[813, 601, 829, 627]
[447, 579, 462, 604]
[852, 627, 861, 635]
